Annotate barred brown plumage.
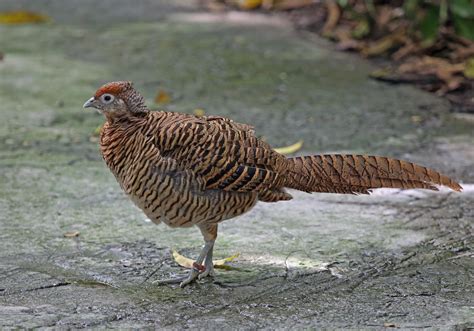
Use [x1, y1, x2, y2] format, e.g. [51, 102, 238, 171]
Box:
[84, 81, 462, 287]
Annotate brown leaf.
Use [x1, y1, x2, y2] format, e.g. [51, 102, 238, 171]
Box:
[193, 108, 206, 117]
[375, 5, 394, 31]
[361, 28, 406, 57]
[463, 57, 474, 79]
[322, 0, 340, 35]
[237, 0, 262, 10]
[331, 26, 353, 42]
[370, 67, 439, 85]
[172, 250, 240, 269]
[410, 115, 422, 124]
[214, 253, 240, 268]
[398, 56, 466, 94]
[272, 0, 314, 11]
[274, 140, 304, 154]
[64, 231, 80, 238]
[206, 0, 228, 12]
[449, 42, 474, 61]
[391, 42, 421, 61]
[172, 250, 194, 268]
[154, 90, 171, 105]
[0, 11, 50, 24]
[437, 76, 464, 94]
[399, 57, 463, 75]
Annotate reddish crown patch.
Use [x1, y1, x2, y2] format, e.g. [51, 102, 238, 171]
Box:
[94, 81, 132, 98]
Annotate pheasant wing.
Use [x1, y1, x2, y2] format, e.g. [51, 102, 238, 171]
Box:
[155, 113, 287, 193]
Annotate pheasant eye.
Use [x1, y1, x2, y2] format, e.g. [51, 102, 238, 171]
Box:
[101, 94, 114, 104]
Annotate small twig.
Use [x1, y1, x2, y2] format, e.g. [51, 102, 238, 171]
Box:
[141, 259, 166, 284]
[1, 282, 71, 296]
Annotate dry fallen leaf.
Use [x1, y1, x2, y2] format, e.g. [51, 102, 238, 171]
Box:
[237, 0, 262, 10]
[172, 249, 240, 269]
[322, 0, 341, 35]
[399, 56, 464, 75]
[193, 108, 206, 117]
[383, 322, 396, 328]
[331, 26, 354, 43]
[371, 65, 440, 85]
[220, 0, 472, 113]
[464, 57, 474, 79]
[391, 41, 422, 61]
[172, 250, 194, 268]
[154, 90, 171, 105]
[63, 231, 80, 238]
[0, 11, 50, 24]
[271, 0, 314, 11]
[398, 56, 466, 93]
[411, 115, 422, 124]
[274, 140, 304, 155]
[451, 44, 474, 62]
[214, 253, 240, 268]
[375, 5, 394, 31]
[361, 28, 406, 57]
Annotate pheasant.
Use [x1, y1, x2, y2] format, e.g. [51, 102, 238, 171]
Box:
[84, 81, 462, 287]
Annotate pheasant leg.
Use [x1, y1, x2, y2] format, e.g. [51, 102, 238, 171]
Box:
[198, 242, 215, 279]
[179, 239, 214, 287]
[178, 224, 218, 286]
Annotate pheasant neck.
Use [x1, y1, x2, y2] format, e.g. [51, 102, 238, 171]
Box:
[104, 110, 147, 124]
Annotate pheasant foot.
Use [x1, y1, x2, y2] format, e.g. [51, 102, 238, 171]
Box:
[198, 246, 215, 279]
[180, 240, 215, 286]
[154, 240, 215, 287]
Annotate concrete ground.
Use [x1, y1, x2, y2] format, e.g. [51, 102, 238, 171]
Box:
[0, 0, 473, 329]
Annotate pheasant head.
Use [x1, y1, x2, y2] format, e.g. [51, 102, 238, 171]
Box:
[83, 81, 148, 117]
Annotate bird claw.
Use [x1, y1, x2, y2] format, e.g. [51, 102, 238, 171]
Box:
[153, 275, 188, 285]
[153, 270, 201, 287]
[198, 264, 215, 280]
[156, 241, 216, 287]
[179, 268, 201, 288]
[180, 263, 214, 286]
[154, 264, 215, 287]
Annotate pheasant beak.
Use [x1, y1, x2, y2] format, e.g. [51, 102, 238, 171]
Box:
[83, 97, 97, 109]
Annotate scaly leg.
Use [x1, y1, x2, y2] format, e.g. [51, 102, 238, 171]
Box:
[178, 239, 214, 287]
[198, 240, 215, 279]
[155, 224, 218, 287]
[181, 223, 218, 286]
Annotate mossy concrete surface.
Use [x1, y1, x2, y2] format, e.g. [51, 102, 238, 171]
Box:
[0, 1, 473, 328]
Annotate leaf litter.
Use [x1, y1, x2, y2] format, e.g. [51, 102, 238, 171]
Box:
[207, 0, 474, 112]
[172, 249, 241, 270]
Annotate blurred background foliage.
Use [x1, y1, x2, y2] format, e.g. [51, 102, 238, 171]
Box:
[211, 0, 474, 111]
[228, 0, 474, 40]
[1, 1, 473, 111]
[405, 0, 474, 40]
[333, 0, 474, 41]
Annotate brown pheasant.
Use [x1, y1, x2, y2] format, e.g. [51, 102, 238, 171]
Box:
[84, 81, 462, 287]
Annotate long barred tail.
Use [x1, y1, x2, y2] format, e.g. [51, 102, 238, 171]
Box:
[284, 154, 462, 194]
